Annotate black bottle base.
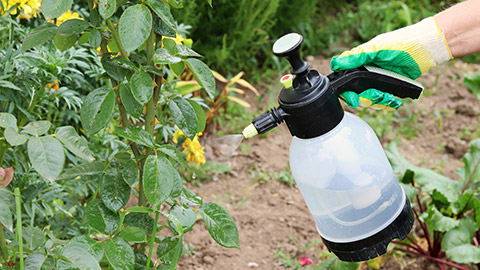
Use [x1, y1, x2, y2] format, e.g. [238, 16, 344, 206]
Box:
[321, 196, 414, 262]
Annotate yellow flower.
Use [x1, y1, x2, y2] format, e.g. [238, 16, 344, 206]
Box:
[47, 9, 82, 26]
[46, 79, 60, 93]
[1, 0, 41, 18]
[163, 33, 193, 47]
[173, 129, 206, 166]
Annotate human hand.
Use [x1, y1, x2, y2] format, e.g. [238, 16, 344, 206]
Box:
[331, 17, 452, 110]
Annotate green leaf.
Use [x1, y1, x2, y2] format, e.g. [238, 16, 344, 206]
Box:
[78, 32, 90, 45]
[314, 256, 360, 270]
[156, 236, 183, 267]
[157, 144, 188, 168]
[23, 120, 51, 136]
[119, 84, 143, 119]
[185, 58, 215, 99]
[198, 202, 239, 248]
[460, 138, 480, 186]
[41, 0, 72, 18]
[153, 15, 175, 37]
[89, 29, 102, 48]
[188, 99, 206, 133]
[58, 161, 106, 180]
[125, 206, 153, 214]
[23, 23, 58, 51]
[442, 219, 478, 251]
[99, 0, 116, 19]
[168, 96, 197, 140]
[446, 244, 480, 264]
[168, 0, 183, 8]
[55, 126, 95, 162]
[24, 251, 46, 270]
[23, 226, 45, 250]
[105, 238, 135, 270]
[162, 38, 176, 54]
[0, 197, 13, 231]
[180, 187, 202, 207]
[101, 174, 130, 212]
[80, 88, 116, 136]
[57, 19, 89, 36]
[171, 169, 183, 197]
[116, 127, 156, 149]
[130, 70, 154, 105]
[122, 160, 139, 188]
[146, 0, 176, 31]
[153, 48, 182, 65]
[64, 235, 104, 262]
[386, 142, 462, 202]
[101, 54, 130, 81]
[464, 71, 480, 100]
[85, 199, 119, 235]
[423, 205, 459, 232]
[169, 205, 195, 234]
[124, 212, 154, 234]
[119, 4, 152, 54]
[54, 33, 77, 51]
[143, 155, 175, 206]
[170, 62, 185, 77]
[0, 80, 21, 91]
[121, 226, 146, 243]
[0, 113, 17, 129]
[176, 45, 202, 58]
[61, 246, 101, 270]
[28, 136, 65, 182]
[4, 127, 27, 146]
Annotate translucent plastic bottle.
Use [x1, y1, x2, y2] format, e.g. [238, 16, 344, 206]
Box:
[289, 112, 406, 243]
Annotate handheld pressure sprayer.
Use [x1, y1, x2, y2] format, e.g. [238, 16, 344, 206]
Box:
[242, 33, 420, 262]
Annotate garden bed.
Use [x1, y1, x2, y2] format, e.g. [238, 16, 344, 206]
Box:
[178, 57, 480, 269]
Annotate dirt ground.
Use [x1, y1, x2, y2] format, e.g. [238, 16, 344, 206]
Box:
[177, 57, 480, 270]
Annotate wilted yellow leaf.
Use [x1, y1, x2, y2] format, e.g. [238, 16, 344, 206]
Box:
[211, 70, 228, 83]
[237, 79, 259, 96]
[227, 96, 250, 108]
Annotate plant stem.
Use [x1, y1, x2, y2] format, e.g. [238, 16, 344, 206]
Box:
[114, 89, 147, 207]
[0, 226, 9, 264]
[391, 240, 425, 254]
[0, 141, 8, 166]
[146, 211, 160, 269]
[407, 235, 428, 254]
[395, 248, 470, 270]
[14, 188, 23, 270]
[106, 19, 130, 61]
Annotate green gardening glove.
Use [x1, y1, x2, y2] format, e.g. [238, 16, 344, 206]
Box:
[331, 17, 453, 110]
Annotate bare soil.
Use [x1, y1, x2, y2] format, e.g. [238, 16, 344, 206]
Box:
[177, 57, 480, 270]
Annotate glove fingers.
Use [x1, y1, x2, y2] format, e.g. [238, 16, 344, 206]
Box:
[340, 91, 360, 109]
[359, 89, 402, 110]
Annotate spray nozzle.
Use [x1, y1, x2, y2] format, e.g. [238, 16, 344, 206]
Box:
[242, 107, 287, 138]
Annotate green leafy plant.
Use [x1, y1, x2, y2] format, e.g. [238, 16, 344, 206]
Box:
[0, 0, 240, 269]
[464, 70, 480, 100]
[386, 139, 480, 269]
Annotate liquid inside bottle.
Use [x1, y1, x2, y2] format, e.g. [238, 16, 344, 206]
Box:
[289, 112, 405, 243]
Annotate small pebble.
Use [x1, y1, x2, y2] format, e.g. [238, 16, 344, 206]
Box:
[203, 255, 214, 265]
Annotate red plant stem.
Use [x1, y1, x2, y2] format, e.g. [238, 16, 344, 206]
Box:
[391, 240, 425, 254]
[474, 235, 479, 247]
[406, 235, 428, 255]
[412, 207, 433, 253]
[395, 248, 470, 270]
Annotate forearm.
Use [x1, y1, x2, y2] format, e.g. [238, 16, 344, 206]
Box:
[434, 0, 480, 57]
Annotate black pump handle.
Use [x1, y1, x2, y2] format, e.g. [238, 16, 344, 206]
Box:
[272, 33, 309, 76]
[327, 66, 424, 99]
